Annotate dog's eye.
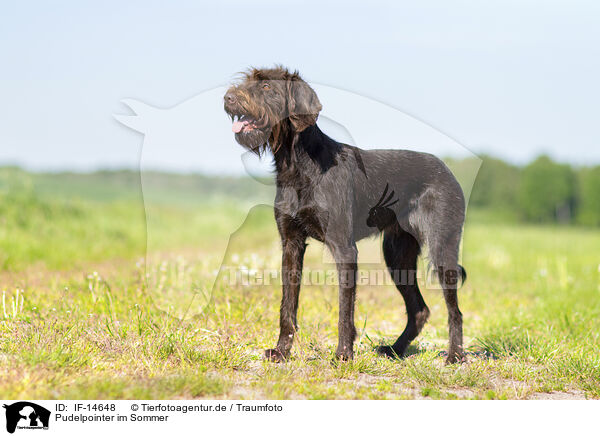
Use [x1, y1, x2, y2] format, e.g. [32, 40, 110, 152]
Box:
[262, 82, 271, 90]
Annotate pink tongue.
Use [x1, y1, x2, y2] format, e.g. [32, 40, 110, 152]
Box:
[232, 121, 246, 133]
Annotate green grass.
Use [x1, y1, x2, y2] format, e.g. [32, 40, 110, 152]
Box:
[0, 167, 272, 271]
[0, 168, 599, 399]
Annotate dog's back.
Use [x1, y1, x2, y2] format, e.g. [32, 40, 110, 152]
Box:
[331, 144, 466, 244]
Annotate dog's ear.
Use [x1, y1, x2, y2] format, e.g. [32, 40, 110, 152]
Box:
[286, 77, 322, 132]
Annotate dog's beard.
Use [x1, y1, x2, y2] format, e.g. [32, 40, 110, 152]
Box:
[226, 106, 288, 155]
[234, 128, 270, 155]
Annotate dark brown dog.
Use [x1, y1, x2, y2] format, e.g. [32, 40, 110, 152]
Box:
[224, 66, 467, 363]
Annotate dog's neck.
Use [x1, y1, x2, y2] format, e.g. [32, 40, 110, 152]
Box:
[272, 123, 341, 177]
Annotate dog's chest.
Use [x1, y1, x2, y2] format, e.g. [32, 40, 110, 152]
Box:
[275, 184, 329, 241]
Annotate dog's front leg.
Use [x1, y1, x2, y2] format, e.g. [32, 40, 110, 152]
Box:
[265, 237, 306, 362]
[330, 243, 358, 361]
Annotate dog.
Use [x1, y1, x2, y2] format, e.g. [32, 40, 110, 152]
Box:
[224, 66, 467, 363]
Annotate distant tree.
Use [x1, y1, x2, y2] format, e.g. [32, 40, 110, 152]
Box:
[469, 155, 520, 209]
[577, 166, 600, 226]
[517, 156, 576, 223]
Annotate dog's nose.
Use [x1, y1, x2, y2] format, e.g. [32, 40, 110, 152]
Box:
[225, 92, 237, 104]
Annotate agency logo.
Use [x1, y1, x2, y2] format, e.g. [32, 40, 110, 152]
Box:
[2, 402, 50, 434]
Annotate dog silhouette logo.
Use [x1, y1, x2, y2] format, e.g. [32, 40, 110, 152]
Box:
[3, 402, 50, 433]
[367, 183, 400, 231]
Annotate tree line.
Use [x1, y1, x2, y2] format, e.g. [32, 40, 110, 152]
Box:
[463, 155, 600, 225]
[1, 159, 598, 226]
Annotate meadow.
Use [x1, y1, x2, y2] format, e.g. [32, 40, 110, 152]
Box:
[0, 167, 599, 399]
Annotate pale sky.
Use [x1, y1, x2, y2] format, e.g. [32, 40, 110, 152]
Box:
[1, 0, 599, 173]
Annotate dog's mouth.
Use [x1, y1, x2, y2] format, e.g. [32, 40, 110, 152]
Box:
[231, 114, 260, 134]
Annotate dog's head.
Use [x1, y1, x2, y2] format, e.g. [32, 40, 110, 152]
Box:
[224, 66, 322, 154]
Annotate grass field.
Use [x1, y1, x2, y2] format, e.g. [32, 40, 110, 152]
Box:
[1, 168, 599, 399]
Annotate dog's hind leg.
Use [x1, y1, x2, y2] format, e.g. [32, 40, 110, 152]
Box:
[377, 229, 430, 359]
[429, 232, 465, 364]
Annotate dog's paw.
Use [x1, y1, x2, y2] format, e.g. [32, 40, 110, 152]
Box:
[376, 345, 402, 360]
[264, 348, 288, 363]
[335, 352, 353, 362]
[444, 351, 467, 365]
[335, 346, 354, 361]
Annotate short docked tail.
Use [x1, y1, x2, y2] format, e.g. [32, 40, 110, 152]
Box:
[459, 265, 467, 288]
